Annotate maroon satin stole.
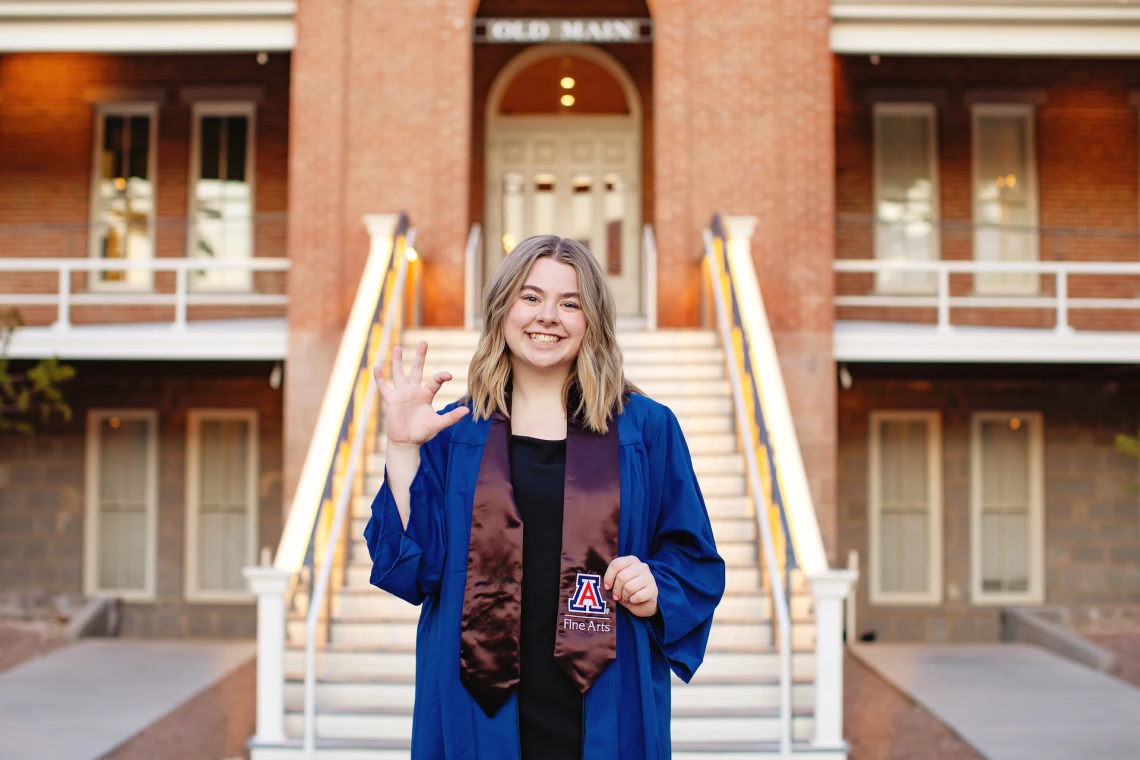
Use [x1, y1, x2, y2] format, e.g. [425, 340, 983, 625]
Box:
[459, 408, 620, 717]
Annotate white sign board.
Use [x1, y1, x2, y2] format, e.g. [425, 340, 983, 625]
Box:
[474, 18, 651, 44]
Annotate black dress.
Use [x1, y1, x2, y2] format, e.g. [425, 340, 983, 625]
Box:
[509, 435, 582, 760]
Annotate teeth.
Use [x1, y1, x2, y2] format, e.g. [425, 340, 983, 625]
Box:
[530, 334, 560, 345]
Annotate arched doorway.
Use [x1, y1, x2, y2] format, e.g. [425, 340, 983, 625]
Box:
[485, 45, 643, 316]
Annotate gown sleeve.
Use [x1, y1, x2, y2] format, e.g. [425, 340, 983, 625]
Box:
[644, 405, 726, 682]
[363, 412, 452, 605]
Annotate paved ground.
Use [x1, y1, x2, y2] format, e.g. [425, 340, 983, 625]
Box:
[851, 643, 1140, 760]
[844, 652, 984, 760]
[0, 639, 254, 760]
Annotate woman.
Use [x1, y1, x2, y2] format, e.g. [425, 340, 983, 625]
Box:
[365, 236, 725, 760]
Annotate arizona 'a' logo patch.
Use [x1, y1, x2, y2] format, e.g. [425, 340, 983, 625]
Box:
[568, 573, 609, 615]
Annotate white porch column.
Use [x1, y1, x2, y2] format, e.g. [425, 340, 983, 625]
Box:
[244, 565, 292, 746]
[810, 569, 858, 751]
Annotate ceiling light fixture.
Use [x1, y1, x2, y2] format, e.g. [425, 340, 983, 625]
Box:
[561, 94, 575, 107]
[560, 76, 575, 89]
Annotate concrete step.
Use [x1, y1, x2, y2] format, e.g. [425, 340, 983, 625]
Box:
[328, 586, 810, 621]
[282, 707, 813, 744]
[349, 531, 753, 565]
[288, 614, 814, 652]
[285, 648, 417, 679]
[404, 329, 720, 350]
[347, 514, 764, 556]
[284, 644, 816, 684]
[342, 561, 761, 591]
[367, 430, 739, 464]
[283, 678, 816, 714]
[361, 452, 745, 496]
[420, 346, 725, 368]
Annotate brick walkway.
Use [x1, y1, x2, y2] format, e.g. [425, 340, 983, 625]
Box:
[103, 658, 256, 760]
[1081, 629, 1140, 690]
[0, 623, 66, 675]
[844, 652, 984, 760]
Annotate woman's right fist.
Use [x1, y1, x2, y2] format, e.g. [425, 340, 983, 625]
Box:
[374, 341, 469, 448]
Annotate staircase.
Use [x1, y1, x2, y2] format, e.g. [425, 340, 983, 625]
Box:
[278, 327, 820, 757]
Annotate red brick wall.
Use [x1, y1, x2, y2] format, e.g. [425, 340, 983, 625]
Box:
[652, 0, 839, 556]
[835, 56, 1140, 332]
[0, 53, 291, 326]
[284, 0, 473, 504]
[838, 363, 1140, 642]
[0, 362, 284, 638]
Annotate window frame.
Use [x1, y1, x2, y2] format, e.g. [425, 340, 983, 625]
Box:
[969, 410, 1045, 606]
[84, 409, 159, 601]
[970, 103, 1040, 296]
[186, 100, 258, 292]
[868, 410, 944, 606]
[872, 102, 942, 295]
[184, 408, 260, 603]
[88, 102, 160, 293]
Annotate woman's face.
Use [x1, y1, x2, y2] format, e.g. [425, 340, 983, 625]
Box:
[503, 256, 587, 375]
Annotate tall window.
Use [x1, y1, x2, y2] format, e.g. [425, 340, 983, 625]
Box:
[188, 102, 256, 291]
[970, 412, 1044, 604]
[89, 104, 157, 290]
[185, 410, 259, 601]
[85, 410, 158, 600]
[869, 411, 943, 604]
[873, 104, 940, 293]
[972, 105, 1039, 294]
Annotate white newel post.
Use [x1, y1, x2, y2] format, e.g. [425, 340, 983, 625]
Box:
[722, 215, 759, 262]
[244, 565, 292, 745]
[809, 570, 858, 750]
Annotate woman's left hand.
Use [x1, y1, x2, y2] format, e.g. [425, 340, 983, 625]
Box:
[604, 556, 659, 618]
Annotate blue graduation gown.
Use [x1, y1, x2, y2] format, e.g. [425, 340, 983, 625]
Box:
[364, 393, 726, 760]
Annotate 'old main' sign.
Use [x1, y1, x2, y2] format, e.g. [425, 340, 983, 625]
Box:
[473, 18, 653, 44]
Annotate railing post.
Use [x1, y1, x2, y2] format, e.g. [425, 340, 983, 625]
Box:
[809, 570, 857, 752]
[54, 263, 72, 331]
[1055, 268, 1073, 334]
[243, 565, 291, 746]
[174, 265, 188, 330]
[936, 267, 951, 333]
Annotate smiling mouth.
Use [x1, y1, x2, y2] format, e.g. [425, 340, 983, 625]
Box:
[527, 333, 563, 346]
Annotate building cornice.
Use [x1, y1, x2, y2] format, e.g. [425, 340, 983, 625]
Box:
[0, 1, 295, 52]
[832, 2, 1140, 56]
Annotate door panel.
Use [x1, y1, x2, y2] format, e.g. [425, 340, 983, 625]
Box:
[486, 117, 642, 316]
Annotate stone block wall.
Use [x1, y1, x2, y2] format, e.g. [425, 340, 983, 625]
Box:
[0, 361, 284, 638]
[838, 363, 1140, 642]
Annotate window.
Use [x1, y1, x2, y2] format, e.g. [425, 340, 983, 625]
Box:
[873, 104, 940, 294]
[869, 411, 943, 604]
[188, 102, 256, 291]
[972, 105, 1039, 295]
[84, 410, 158, 600]
[185, 410, 259, 602]
[89, 104, 157, 291]
[970, 412, 1044, 605]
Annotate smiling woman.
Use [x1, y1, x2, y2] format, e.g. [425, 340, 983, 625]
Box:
[365, 235, 726, 760]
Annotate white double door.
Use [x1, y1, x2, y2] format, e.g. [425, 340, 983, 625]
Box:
[485, 117, 642, 316]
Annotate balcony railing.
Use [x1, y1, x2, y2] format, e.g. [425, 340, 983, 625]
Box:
[0, 213, 289, 330]
[835, 214, 1140, 334]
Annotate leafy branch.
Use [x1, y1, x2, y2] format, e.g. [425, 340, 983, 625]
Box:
[0, 308, 76, 435]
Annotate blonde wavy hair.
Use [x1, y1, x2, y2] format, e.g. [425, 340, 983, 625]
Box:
[466, 236, 638, 434]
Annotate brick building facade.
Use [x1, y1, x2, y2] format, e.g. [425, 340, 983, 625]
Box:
[0, 0, 1136, 646]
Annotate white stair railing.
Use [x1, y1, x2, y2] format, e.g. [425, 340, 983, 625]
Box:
[464, 222, 483, 330]
[705, 214, 858, 755]
[244, 212, 414, 753]
[642, 223, 658, 330]
[704, 222, 793, 756]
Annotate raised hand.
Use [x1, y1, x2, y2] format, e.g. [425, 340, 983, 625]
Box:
[374, 341, 469, 450]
